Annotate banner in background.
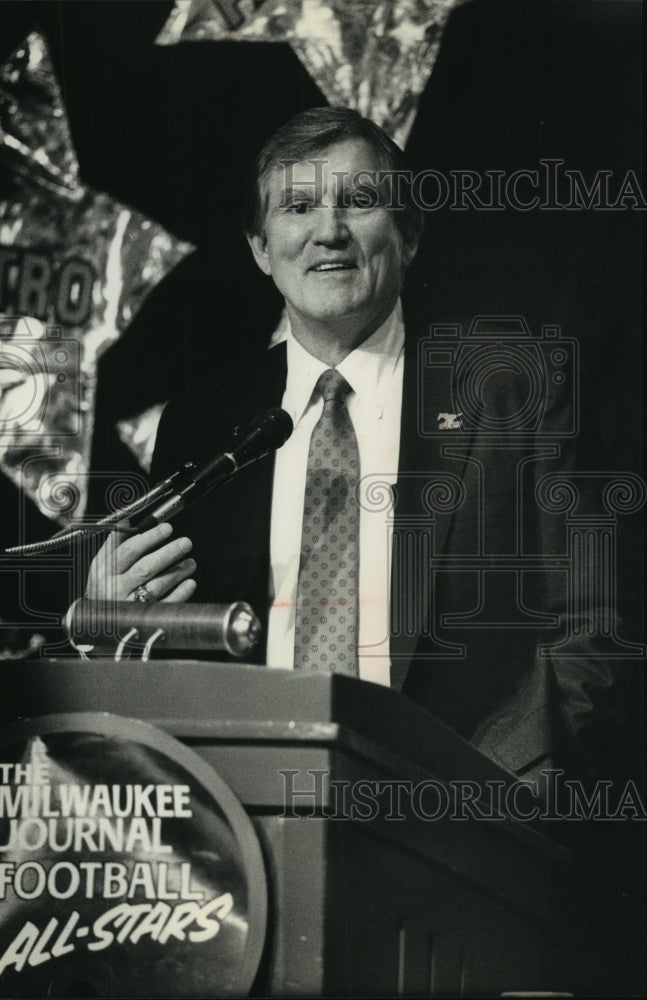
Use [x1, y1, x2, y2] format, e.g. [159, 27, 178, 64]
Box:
[0, 33, 193, 523]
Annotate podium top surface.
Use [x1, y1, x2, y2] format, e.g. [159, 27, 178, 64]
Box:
[9, 658, 499, 780]
[4, 659, 569, 864]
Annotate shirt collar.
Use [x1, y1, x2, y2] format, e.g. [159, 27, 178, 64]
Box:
[282, 300, 405, 427]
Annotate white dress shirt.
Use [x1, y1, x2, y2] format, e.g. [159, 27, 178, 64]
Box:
[266, 301, 404, 685]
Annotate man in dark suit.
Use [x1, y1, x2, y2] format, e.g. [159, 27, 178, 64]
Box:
[86, 107, 628, 793]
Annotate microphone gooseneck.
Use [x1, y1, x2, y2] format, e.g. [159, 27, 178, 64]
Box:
[134, 407, 293, 531]
[2, 408, 293, 555]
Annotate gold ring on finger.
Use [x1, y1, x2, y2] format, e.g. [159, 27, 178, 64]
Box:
[133, 584, 156, 604]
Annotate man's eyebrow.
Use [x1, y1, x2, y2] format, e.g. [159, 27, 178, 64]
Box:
[277, 186, 317, 205]
[333, 172, 386, 204]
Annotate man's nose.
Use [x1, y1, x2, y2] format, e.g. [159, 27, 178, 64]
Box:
[311, 207, 349, 244]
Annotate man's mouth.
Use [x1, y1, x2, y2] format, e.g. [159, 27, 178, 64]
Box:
[309, 261, 356, 272]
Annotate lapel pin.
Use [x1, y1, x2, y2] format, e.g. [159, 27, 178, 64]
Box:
[437, 412, 463, 430]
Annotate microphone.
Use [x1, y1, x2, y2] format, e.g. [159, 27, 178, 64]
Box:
[67, 599, 262, 659]
[134, 407, 293, 531]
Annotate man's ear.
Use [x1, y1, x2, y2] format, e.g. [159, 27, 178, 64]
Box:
[401, 229, 420, 270]
[247, 232, 273, 276]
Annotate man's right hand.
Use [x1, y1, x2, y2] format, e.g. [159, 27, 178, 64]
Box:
[85, 522, 197, 602]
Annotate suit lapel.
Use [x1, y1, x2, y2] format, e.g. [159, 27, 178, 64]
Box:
[389, 308, 475, 691]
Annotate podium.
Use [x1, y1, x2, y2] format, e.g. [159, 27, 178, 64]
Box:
[3, 661, 574, 997]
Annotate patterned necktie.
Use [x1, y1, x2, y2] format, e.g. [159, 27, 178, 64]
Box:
[294, 369, 360, 675]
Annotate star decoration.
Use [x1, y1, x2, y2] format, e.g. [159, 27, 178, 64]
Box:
[0, 33, 194, 523]
[116, 403, 166, 474]
[156, 0, 462, 144]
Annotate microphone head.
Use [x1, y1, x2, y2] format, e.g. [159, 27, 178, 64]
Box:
[233, 408, 293, 468]
[258, 407, 294, 447]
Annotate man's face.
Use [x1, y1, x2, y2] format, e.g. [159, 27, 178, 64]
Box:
[248, 138, 418, 349]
